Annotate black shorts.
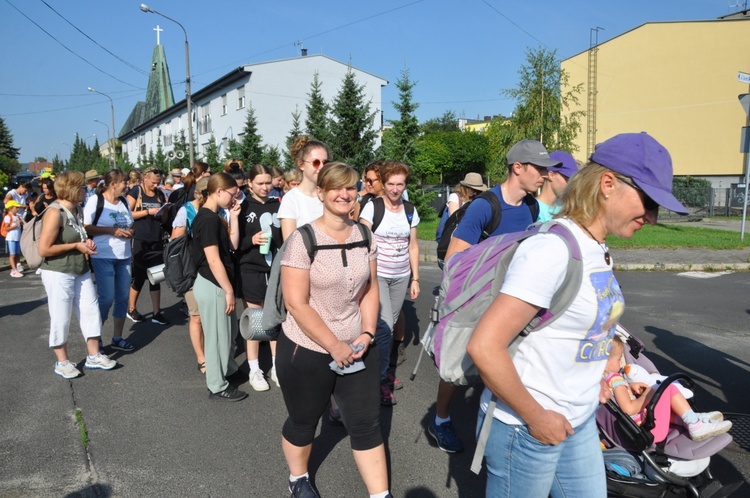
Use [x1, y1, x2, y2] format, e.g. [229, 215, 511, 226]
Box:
[241, 269, 269, 305]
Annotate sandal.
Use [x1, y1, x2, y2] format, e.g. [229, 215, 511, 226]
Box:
[111, 337, 135, 352]
[197, 362, 206, 375]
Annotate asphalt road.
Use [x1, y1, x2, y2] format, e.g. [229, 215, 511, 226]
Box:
[0, 265, 748, 497]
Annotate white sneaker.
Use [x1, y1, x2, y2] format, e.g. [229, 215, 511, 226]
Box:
[35, 268, 42, 275]
[688, 419, 732, 441]
[85, 352, 117, 370]
[269, 366, 280, 387]
[248, 369, 270, 392]
[54, 360, 80, 379]
[16, 263, 24, 273]
[9, 270, 23, 278]
[698, 411, 724, 423]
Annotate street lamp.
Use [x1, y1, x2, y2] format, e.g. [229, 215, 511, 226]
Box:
[61, 142, 72, 157]
[140, 3, 195, 171]
[87, 87, 117, 166]
[94, 119, 115, 168]
[84, 134, 97, 146]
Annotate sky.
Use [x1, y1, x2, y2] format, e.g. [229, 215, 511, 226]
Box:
[0, 0, 739, 164]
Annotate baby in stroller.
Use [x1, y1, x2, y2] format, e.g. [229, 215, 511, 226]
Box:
[605, 335, 732, 443]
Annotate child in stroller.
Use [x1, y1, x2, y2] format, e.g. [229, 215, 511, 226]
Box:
[605, 335, 732, 443]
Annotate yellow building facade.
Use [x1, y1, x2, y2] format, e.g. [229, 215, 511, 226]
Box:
[562, 19, 750, 181]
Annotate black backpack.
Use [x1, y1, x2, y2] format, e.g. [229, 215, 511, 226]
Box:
[261, 222, 372, 330]
[369, 197, 415, 240]
[162, 231, 196, 295]
[436, 190, 539, 265]
[91, 193, 129, 226]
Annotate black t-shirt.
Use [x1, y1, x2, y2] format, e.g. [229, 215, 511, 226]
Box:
[129, 185, 166, 241]
[192, 207, 235, 289]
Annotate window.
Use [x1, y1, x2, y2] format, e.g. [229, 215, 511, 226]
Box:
[198, 103, 212, 134]
[221, 94, 227, 115]
[237, 86, 245, 109]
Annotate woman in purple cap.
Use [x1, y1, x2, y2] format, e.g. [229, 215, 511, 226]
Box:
[467, 132, 687, 498]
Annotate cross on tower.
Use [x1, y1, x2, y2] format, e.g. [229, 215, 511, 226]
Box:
[153, 25, 163, 45]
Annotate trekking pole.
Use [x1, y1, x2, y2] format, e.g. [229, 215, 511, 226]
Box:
[410, 297, 439, 381]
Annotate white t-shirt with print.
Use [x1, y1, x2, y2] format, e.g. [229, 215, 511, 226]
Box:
[83, 195, 134, 260]
[277, 187, 323, 228]
[3, 214, 22, 242]
[359, 201, 420, 279]
[479, 218, 624, 428]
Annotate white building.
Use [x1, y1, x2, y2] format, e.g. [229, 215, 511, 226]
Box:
[120, 54, 388, 163]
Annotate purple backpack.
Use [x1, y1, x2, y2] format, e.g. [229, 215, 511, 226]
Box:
[413, 220, 583, 474]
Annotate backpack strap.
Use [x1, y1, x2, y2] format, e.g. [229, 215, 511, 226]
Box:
[472, 396, 498, 474]
[299, 222, 371, 267]
[92, 193, 105, 226]
[524, 192, 540, 222]
[370, 197, 386, 233]
[479, 190, 503, 241]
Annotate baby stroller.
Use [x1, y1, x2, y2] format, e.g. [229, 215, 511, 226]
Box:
[597, 326, 740, 498]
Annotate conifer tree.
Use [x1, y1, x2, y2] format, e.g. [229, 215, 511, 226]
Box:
[0, 116, 20, 161]
[329, 69, 377, 167]
[240, 106, 264, 166]
[305, 72, 331, 144]
[382, 68, 419, 163]
[284, 105, 303, 168]
[204, 135, 221, 172]
[154, 137, 167, 171]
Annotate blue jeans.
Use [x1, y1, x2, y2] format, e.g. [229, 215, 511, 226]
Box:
[91, 258, 131, 322]
[478, 410, 606, 498]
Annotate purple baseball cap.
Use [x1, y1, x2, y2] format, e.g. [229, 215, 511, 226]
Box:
[548, 151, 578, 179]
[589, 132, 687, 215]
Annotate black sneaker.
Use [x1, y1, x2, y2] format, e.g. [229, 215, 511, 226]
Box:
[127, 308, 144, 323]
[208, 386, 248, 402]
[151, 312, 169, 325]
[289, 476, 320, 498]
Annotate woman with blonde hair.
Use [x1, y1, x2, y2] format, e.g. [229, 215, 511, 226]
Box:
[278, 136, 329, 239]
[467, 133, 688, 497]
[38, 171, 116, 378]
[278, 161, 389, 498]
[191, 172, 245, 401]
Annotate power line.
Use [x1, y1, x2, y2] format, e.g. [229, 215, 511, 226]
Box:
[0, 89, 142, 98]
[480, 0, 550, 49]
[1, 90, 143, 117]
[3, 0, 142, 89]
[39, 0, 148, 76]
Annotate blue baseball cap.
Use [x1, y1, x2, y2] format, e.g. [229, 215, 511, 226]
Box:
[548, 151, 578, 180]
[589, 132, 687, 215]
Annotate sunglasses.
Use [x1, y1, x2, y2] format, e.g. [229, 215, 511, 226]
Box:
[616, 176, 659, 211]
[364, 177, 379, 184]
[144, 167, 163, 176]
[304, 158, 328, 168]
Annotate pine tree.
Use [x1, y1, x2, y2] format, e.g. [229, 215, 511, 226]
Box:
[329, 69, 378, 167]
[305, 72, 331, 144]
[383, 68, 419, 163]
[204, 135, 221, 172]
[261, 145, 282, 168]
[240, 106, 264, 166]
[174, 130, 189, 169]
[226, 139, 244, 162]
[154, 137, 167, 171]
[0, 116, 20, 161]
[284, 105, 303, 168]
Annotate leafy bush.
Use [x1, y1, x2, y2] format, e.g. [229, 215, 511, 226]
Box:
[672, 176, 711, 208]
[408, 186, 438, 223]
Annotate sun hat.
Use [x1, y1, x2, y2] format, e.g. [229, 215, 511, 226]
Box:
[85, 169, 101, 181]
[171, 168, 182, 177]
[195, 177, 210, 194]
[4, 200, 22, 209]
[548, 151, 578, 180]
[589, 132, 687, 215]
[181, 167, 191, 176]
[506, 140, 562, 168]
[459, 172, 488, 192]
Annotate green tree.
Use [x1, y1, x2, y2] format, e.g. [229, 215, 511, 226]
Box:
[174, 130, 189, 169]
[484, 116, 515, 185]
[284, 105, 303, 168]
[225, 138, 244, 162]
[305, 72, 331, 144]
[0, 117, 20, 161]
[421, 110, 459, 135]
[329, 69, 378, 167]
[412, 134, 452, 183]
[381, 68, 419, 163]
[240, 106, 264, 166]
[503, 47, 584, 152]
[204, 135, 221, 172]
[154, 137, 167, 171]
[261, 145, 282, 168]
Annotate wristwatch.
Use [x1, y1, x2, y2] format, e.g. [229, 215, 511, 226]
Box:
[363, 331, 375, 344]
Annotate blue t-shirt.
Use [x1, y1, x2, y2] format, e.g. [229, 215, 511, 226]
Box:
[452, 185, 536, 244]
[536, 200, 561, 223]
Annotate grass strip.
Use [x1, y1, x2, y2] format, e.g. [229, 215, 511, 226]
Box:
[75, 408, 89, 447]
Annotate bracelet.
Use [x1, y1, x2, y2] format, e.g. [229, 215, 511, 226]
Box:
[412, 278, 419, 283]
[362, 331, 375, 344]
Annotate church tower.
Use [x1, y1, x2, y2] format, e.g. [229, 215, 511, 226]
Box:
[120, 25, 175, 137]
